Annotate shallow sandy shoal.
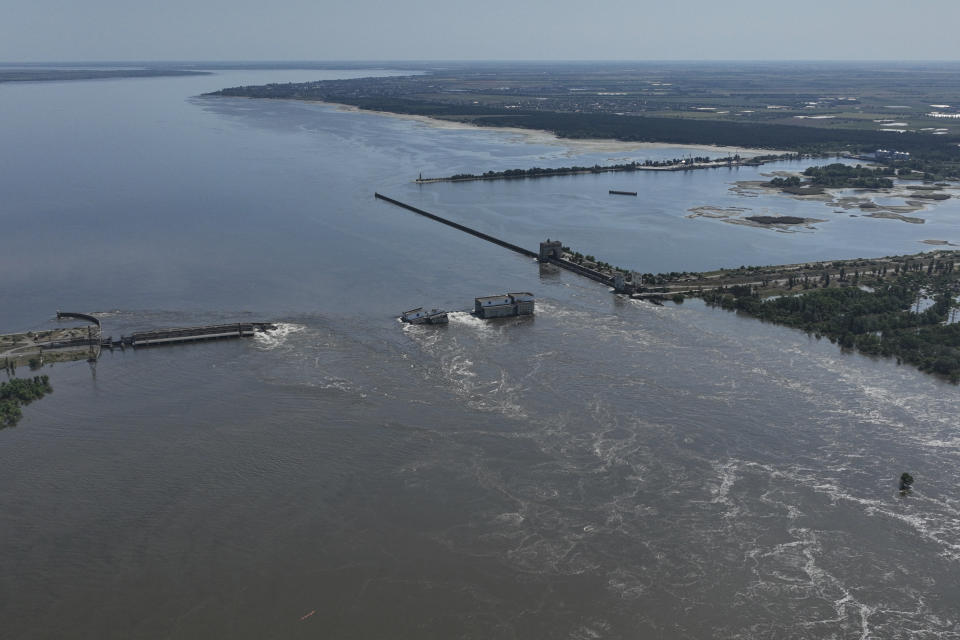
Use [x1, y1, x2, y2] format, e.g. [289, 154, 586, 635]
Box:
[316, 101, 784, 157]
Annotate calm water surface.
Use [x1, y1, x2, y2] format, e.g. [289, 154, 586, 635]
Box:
[1, 69, 959, 639]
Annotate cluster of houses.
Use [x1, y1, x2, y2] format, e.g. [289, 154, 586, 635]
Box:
[874, 149, 911, 161]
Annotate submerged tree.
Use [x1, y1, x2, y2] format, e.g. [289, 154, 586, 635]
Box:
[899, 472, 914, 492]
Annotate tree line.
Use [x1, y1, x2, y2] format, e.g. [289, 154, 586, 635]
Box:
[770, 163, 896, 190]
[436, 156, 740, 182]
[702, 270, 960, 383]
[1, 375, 53, 428]
[803, 163, 896, 188]
[207, 86, 960, 158]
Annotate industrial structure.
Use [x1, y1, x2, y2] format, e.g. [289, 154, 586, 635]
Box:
[401, 307, 449, 324]
[539, 239, 563, 261]
[474, 293, 535, 319]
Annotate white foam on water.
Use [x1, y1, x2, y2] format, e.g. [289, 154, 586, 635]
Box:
[794, 476, 960, 563]
[400, 321, 444, 349]
[253, 322, 306, 349]
[263, 374, 358, 395]
[606, 567, 649, 600]
[722, 457, 960, 633]
[401, 310, 534, 418]
[317, 377, 355, 393]
[741, 525, 878, 637]
[627, 297, 672, 317]
[709, 460, 738, 506]
[468, 368, 527, 417]
[446, 310, 498, 335]
[498, 509, 526, 522]
[570, 620, 612, 640]
[919, 437, 960, 449]
[780, 343, 960, 462]
[534, 299, 597, 323]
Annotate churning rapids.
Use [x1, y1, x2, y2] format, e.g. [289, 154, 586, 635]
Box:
[2, 67, 959, 639]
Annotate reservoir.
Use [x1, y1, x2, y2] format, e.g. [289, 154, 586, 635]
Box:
[1, 67, 959, 638]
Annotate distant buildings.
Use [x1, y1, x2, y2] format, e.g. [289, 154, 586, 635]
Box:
[874, 149, 911, 161]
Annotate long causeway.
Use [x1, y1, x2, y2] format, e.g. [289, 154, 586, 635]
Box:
[374, 193, 539, 259]
[374, 193, 615, 287]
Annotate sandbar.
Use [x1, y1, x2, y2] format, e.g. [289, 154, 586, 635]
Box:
[319, 101, 783, 157]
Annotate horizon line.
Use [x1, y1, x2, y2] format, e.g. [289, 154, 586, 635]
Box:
[4, 58, 960, 66]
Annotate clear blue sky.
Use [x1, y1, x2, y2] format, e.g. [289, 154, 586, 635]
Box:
[2, 0, 958, 62]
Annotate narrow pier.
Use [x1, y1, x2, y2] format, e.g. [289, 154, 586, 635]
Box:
[375, 193, 615, 287]
[374, 193, 538, 259]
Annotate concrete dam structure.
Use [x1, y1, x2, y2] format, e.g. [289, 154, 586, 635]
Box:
[474, 293, 535, 319]
[374, 194, 615, 287]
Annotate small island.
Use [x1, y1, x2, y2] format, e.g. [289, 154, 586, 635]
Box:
[717, 160, 958, 226]
[769, 163, 896, 194]
[686, 206, 824, 229]
[744, 216, 809, 225]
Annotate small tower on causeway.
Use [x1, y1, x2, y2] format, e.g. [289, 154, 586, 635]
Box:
[539, 239, 563, 261]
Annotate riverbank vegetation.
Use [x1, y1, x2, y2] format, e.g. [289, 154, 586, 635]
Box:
[1, 375, 53, 428]
[702, 267, 960, 383]
[418, 153, 804, 183]
[559, 243, 960, 382]
[896, 158, 960, 182]
[428, 155, 754, 182]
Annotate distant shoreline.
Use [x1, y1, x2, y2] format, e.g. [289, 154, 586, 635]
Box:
[0, 69, 210, 84]
[209, 94, 785, 157]
[323, 100, 788, 156]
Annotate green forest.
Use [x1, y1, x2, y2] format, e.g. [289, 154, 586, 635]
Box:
[770, 163, 897, 190]
[803, 163, 896, 188]
[702, 270, 960, 382]
[210, 85, 960, 158]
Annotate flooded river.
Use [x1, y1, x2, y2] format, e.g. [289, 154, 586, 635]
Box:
[1, 68, 958, 638]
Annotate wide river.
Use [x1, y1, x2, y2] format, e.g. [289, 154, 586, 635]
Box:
[2, 68, 959, 639]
